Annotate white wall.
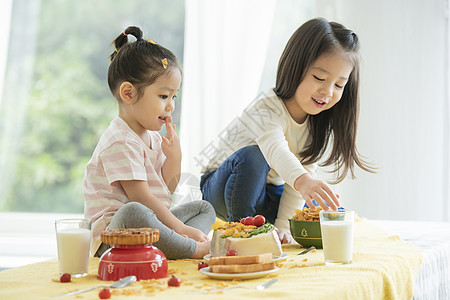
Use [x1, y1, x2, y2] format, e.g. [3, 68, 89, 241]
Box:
[315, 0, 449, 221]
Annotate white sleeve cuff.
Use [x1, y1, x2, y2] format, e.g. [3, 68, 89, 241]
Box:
[275, 184, 305, 233]
[274, 218, 290, 233]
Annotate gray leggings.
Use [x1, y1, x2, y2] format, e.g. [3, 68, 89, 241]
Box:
[95, 200, 216, 259]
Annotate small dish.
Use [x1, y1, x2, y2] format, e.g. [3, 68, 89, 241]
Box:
[203, 252, 288, 262]
[199, 266, 279, 280]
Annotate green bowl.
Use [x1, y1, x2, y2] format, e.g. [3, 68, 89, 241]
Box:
[289, 219, 322, 249]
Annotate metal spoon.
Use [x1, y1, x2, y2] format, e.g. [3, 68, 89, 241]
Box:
[298, 246, 315, 255]
[52, 275, 137, 297]
[255, 278, 278, 290]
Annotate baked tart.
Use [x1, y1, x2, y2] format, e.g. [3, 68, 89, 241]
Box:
[101, 228, 159, 245]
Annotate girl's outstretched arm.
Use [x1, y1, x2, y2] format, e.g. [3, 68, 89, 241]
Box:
[120, 179, 209, 242]
[161, 116, 181, 194]
[294, 173, 340, 211]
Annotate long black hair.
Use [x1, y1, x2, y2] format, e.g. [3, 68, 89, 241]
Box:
[275, 18, 374, 183]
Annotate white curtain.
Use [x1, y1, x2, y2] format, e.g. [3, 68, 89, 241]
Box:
[0, 0, 12, 107]
[0, 1, 41, 206]
[315, 0, 450, 222]
[180, 0, 277, 180]
[0, 0, 14, 203]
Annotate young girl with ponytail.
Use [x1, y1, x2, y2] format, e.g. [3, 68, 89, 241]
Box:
[84, 26, 215, 259]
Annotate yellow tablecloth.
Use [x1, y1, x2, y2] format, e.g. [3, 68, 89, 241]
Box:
[0, 221, 422, 300]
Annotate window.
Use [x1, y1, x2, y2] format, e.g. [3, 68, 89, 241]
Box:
[0, 0, 185, 213]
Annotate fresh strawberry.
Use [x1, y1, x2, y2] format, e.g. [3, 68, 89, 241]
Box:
[168, 275, 181, 287]
[98, 288, 112, 299]
[197, 261, 209, 270]
[59, 273, 71, 283]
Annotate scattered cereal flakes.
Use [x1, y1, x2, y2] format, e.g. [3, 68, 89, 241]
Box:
[288, 264, 307, 268]
[113, 288, 141, 296]
[217, 282, 230, 288]
[195, 283, 214, 289]
[181, 272, 187, 275]
[302, 258, 308, 262]
[51, 279, 59, 283]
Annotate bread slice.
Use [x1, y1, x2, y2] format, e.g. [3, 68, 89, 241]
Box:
[209, 261, 275, 273]
[209, 253, 272, 266]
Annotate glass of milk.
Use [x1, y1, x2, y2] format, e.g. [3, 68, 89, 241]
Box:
[55, 218, 92, 277]
[319, 210, 354, 265]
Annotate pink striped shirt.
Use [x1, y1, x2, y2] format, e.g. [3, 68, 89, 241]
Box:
[83, 117, 171, 255]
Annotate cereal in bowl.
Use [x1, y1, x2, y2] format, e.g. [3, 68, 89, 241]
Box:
[291, 206, 323, 221]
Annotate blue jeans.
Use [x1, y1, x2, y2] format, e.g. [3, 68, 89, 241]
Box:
[200, 145, 284, 224]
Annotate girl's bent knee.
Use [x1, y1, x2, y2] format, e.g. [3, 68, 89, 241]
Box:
[193, 200, 216, 224]
[120, 202, 148, 213]
[202, 201, 217, 222]
[115, 202, 154, 220]
[235, 145, 269, 173]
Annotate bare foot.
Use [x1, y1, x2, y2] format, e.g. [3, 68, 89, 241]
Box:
[191, 240, 211, 259]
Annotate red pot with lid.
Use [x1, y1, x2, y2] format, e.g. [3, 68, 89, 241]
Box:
[97, 228, 168, 281]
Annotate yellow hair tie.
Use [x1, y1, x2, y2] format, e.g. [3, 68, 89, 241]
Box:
[161, 58, 168, 69]
[148, 39, 158, 45]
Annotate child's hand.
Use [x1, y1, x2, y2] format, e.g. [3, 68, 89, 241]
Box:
[294, 173, 340, 211]
[276, 229, 295, 244]
[161, 116, 181, 160]
[177, 225, 209, 242]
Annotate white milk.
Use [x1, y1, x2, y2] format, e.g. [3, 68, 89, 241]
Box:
[56, 228, 91, 276]
[321, 221, 353, 264]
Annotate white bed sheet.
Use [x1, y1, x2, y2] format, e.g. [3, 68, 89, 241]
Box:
[371, 220, 450, 300]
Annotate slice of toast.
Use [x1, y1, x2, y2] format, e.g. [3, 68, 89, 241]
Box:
[209, 261, 275, 273]
[209, 253, 272, 265]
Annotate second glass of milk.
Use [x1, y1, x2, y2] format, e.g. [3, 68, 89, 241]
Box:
[319, 209, 354, 265]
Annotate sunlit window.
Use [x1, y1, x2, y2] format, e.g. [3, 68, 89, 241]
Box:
[0, 0, 185, 213]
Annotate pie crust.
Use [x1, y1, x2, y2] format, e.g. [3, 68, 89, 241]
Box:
[101, 228, 159, 245]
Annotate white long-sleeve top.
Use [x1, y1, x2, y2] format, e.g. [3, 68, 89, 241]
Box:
[201, 89, 317, 232]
